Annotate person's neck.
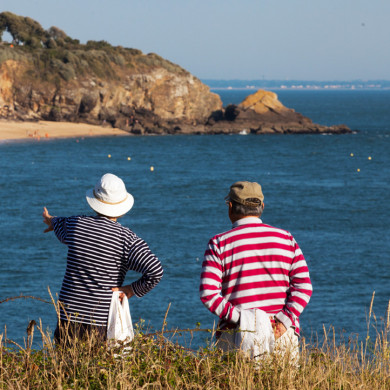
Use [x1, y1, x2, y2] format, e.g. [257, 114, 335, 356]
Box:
[229, 215, 258, 224]
[97, 214, 118, 222]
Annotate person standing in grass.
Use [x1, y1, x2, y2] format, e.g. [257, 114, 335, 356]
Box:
[199, 181, 312, 359]
[42, 173, 163, 343]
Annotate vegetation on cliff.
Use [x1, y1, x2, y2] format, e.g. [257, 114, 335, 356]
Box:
[0, 11, 187, 84]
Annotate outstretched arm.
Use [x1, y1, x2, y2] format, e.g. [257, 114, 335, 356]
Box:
[42, 207, 54, 233]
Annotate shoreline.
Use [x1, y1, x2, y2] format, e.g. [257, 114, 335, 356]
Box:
[0, 120, 130, 143]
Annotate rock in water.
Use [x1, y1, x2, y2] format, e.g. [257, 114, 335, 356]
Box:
[205, 89, 351, 134]
[239, 89, 289, 115]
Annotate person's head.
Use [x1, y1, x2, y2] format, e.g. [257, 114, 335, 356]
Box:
[85, 173, 134, 218]
[225, 181, 264, 222]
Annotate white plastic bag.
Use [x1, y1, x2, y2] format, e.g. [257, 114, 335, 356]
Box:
[235, 309, 275, 359]
[107, 291, 134, 348]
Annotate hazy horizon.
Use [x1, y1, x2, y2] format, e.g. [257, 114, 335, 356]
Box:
[202, 78, 390, 82]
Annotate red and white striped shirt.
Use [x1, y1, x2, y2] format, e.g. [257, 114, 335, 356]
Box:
[199, 217, 312, 335]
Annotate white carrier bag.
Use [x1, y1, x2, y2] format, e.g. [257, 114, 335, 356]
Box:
[235, 308, 275, 359]
[107, 291, 134, 347]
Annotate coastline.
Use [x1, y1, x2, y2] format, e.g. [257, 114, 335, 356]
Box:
[0, 120, 130, 142]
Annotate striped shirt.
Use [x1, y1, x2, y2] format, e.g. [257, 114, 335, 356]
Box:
[199, 217, 312, 335]
[52, 215, 163, 326]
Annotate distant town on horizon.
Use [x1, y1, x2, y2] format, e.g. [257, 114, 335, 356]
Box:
[202, 79, 390, 90]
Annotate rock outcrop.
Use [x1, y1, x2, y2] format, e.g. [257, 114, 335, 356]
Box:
[0, 12, 350, 135]
[205, 89, 351, 134]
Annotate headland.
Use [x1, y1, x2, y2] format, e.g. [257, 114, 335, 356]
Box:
[0, 12, 351, 137]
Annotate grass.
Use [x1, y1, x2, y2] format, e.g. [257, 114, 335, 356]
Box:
[0, 294, 389, 389]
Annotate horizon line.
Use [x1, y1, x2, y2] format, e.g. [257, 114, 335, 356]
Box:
[201, 78, 390, 82]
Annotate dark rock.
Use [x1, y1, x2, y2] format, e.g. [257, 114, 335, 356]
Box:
[203, 89, 351, 135]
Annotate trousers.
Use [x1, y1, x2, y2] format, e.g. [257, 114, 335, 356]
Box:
[217, 326, 299, 364]
[54, 319, 107, 347]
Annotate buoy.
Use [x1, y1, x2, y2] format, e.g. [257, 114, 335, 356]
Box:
[350, 153, 354, 157]
[108, 154, 111, 158]
[150, 166, 154, 172]
[368, 156, 372, 160]
[357, 168, 360, 172]
[127, 157, 131, 161]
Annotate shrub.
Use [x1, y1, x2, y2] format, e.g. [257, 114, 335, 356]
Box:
[0, 12, 189, 83]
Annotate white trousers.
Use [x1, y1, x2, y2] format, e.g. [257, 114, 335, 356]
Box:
[217, 327, 299, 364]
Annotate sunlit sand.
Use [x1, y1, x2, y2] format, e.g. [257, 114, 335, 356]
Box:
[0, 120, 129, 142]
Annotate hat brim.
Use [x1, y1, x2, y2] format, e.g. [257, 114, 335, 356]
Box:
[86, 188, 134, 218]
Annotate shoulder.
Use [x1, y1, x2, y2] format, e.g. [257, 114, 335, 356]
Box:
[260, 222, 293, 237]
[209, 227, 234, 242]
[107, 221, 140, 244]
[207, 226, 237, 249]
[68, 216, 134, 235]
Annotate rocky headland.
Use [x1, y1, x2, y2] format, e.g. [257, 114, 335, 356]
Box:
[0, 12, 350, 135]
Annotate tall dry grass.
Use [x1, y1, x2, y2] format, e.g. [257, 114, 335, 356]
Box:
[0, 292, 389, 389]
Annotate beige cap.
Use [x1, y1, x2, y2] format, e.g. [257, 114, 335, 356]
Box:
[225, 181, 264, 207]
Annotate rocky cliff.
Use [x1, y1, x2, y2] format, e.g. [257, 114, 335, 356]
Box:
[0, 12, 350, 135]
[0, 58, 222, 135]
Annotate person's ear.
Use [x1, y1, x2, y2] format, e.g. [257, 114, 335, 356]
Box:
[228, 201, 233, 218]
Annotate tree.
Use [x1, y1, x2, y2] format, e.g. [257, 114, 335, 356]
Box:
[47, 26, 67, 41]
[0, 12, 47, 46]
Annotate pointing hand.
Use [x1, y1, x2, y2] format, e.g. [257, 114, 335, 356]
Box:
[42, 207, 54, 233]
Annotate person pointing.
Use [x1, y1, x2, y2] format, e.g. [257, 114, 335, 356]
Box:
[43, 173, 163, 343]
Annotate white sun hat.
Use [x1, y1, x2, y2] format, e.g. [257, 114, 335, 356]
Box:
[86, 173, 134, 217]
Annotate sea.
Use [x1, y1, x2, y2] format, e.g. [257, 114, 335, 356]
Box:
[1, 89, 389, 350]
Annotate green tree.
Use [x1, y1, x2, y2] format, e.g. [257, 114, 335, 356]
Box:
[0, 12, 47, 46]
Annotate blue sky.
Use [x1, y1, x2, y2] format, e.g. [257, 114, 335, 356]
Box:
[1, 0, 389, 80]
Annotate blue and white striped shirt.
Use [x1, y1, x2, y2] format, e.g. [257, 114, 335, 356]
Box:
[52, 215, 163, 326]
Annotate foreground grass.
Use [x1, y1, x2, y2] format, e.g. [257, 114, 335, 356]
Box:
[1, 319, 389, 390]
[1, 292, 389, 389]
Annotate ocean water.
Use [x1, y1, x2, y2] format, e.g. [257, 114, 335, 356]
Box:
[1, 89, 389, 349]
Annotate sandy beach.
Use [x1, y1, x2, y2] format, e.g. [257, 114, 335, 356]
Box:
[0, 120, 130, 142]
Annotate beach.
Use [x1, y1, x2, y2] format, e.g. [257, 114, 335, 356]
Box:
[0, 120, 129, 142]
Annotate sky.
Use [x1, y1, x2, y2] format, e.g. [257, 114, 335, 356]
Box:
[1, 0, 389, 81]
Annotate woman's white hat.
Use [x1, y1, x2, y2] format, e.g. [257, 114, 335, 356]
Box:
[86, 173, 134, 217]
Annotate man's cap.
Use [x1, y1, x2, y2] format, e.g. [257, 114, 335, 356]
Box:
[225, 181, 264, 207]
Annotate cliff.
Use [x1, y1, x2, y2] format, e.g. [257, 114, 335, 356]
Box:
[0, 58, 221, 134]
[0, 12, 350, 135]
